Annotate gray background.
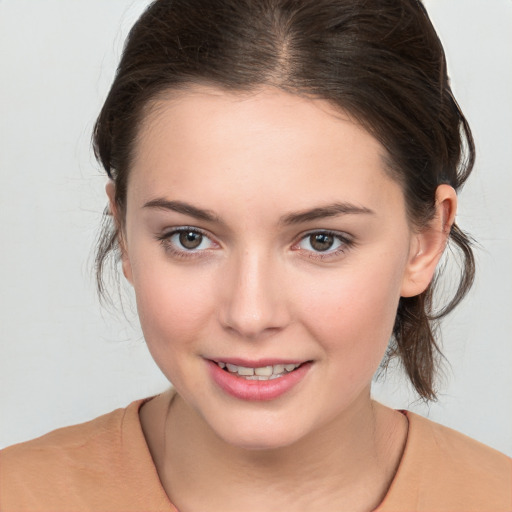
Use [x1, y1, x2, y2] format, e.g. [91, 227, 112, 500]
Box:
[1, 0, 511, 455]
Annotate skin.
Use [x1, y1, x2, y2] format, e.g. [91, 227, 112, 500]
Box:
[107, 85, 456, 511]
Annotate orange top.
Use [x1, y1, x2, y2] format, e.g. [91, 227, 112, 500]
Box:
[1, 395, 511, 512]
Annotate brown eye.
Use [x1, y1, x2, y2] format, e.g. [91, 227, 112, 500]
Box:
[295, 231, 350, 258]
[179, 231, 203, 249]
[160, 227, 216, 256]
[309, 233, 334, 251]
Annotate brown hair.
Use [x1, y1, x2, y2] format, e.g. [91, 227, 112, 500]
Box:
[93, 0, 475, 401]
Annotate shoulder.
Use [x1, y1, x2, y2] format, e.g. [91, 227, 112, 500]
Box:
[379, 411, 512, 512]
[3, 402, 129, 453]
[1, 402, 130, 471]
[407, 411, 511, 486]
[0, 398, 172, 511]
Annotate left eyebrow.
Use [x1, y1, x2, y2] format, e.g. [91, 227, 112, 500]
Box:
[279, 202, 375, 226]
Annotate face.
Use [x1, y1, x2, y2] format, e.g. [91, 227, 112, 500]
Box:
[119, 86, 426, 450]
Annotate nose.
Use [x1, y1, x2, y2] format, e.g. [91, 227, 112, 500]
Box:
[218, 249, 291, 340]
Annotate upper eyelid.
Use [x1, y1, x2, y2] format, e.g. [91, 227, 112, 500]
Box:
[300, 228, 350, 237]
[294, 229, 352, 243]
[161, 226, 213, 238]
[158, 226, 217, 245]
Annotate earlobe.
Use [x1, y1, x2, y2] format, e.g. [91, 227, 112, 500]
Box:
[400, 184, 457, 298]
[105, 181, 133, 284]
[105, 180, 117, 218]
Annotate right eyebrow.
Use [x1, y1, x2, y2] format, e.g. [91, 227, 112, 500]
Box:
[142, 198, 223, 224]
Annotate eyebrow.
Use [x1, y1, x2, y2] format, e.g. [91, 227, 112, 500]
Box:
[279, 203, 375, 225]
[143, 198, 374, 226]
[143, 198, 222, 223]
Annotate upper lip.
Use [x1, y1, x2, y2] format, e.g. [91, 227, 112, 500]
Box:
[207, 357, 309, 367]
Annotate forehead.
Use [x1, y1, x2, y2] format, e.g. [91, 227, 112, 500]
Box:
[128, 85, 404, 219]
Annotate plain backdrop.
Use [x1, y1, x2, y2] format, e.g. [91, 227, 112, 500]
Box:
[1, 0, 511, 455]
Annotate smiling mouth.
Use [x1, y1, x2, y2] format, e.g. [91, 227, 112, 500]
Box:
[215, 361, 303, 380]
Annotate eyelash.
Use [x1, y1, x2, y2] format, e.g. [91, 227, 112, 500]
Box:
[156, 226, 216, 260]
[156, 227, 354, 261]
[294, 230, 354, 260]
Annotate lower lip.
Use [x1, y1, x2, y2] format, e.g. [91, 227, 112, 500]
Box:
[207, 360, 312, 401]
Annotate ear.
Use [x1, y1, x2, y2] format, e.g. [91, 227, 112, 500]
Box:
[401, 184, 457, 298]
[105, 181, 133, 284]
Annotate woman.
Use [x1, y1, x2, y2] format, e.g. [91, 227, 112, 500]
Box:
[1, 0, 511, 510]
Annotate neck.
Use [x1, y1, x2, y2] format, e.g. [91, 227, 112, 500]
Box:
[141, 388, 407, 512]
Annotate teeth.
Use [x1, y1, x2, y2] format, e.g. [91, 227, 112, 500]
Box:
[216, 361, 302, 380]
[254, 366, 273, 376]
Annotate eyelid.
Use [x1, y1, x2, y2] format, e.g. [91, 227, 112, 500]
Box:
[160, 225, 212, 238]
[294, 228, 353, 245]
[157, 226, 219, 257]
[292, 229, 354, 258]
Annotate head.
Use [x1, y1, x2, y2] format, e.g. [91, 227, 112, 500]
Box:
[94, 0, 474, 417]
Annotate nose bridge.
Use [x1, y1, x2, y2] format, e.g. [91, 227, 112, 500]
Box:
[219, 246, 288, 339]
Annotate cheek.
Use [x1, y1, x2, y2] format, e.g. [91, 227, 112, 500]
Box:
[130, 256, 215, 352]
[131, 263, 219, 391]
[297, 261, 404, 359]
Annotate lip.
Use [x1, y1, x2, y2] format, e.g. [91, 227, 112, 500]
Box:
[210, 357, 305, 367]
[206, 358, 312, 401]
